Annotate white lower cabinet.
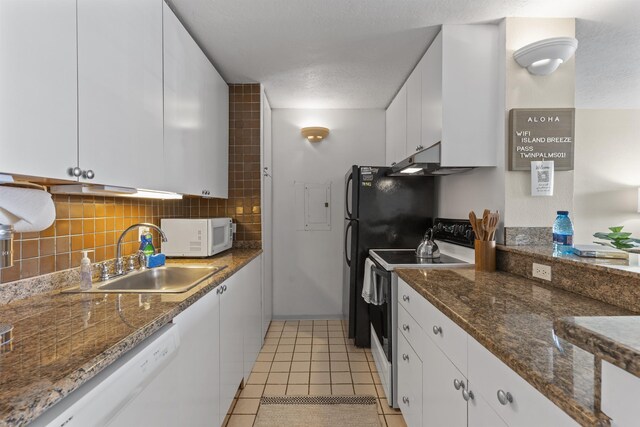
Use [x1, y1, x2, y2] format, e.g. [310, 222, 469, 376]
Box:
[396, 278, 578, 427]
[171, 287, 221, 426]
[397, 332, 422, 427]
[467, 337, 578, 427]
[422, 334, 467, 427]
[220, 265, 250, 423]
[468, 392, 508, 427]
[242, 255, 263, 380]
[601, 360, 640, 427]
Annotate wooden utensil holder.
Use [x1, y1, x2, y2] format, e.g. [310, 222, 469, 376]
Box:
[475, 240, 496, 272]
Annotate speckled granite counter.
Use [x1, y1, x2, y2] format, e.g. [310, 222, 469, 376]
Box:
[394, 268, 631, 427]
[554, 316, 640, 378]
[0, 248, 261, 427]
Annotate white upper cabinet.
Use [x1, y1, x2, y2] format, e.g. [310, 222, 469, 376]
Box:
[406, 57, 424, 156]
[163, 2, 229, 198]
[385, 84, 407, 166]
[386, 24, 498, 168]
[0, 0, 78, 181]
[421, 32, 443, 152]
[77, 0, 164, 190]
[440, 25, 498, 167]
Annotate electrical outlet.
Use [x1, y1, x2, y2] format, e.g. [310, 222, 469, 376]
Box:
[532, 263, 552, 281]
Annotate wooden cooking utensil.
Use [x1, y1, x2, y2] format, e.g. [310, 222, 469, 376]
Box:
[469, 211, 478, 236]
[476, 218, 485, 241]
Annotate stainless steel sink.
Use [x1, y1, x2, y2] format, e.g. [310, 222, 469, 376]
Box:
[63, 265, 227, 294]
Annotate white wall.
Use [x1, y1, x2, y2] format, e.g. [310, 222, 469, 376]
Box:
[573, 109, 640, 243]
[503, 17, 576, 228]
[271, 109, 385, 318]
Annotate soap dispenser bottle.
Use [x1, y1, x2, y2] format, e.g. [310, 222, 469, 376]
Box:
[80, 250, 94, 291]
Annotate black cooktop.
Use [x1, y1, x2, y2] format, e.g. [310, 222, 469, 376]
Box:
[374, 250, 468, 266]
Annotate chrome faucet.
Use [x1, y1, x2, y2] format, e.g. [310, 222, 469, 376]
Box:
[115, 223, 168, 276]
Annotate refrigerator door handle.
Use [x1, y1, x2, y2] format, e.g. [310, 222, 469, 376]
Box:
[344, 221, 353, 266]
[345, 171, 353, 218]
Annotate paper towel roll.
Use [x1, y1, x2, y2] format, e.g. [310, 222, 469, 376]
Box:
[0, 187, 56, 232]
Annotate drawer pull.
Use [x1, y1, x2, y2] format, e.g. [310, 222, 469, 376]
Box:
[402, 324, 410, 332]
[402, 396, 410, 405]
[453, 379, 465, 390]
[432, 325, 442, 335]
[402, 353, 409, 361]
[497, 389, 513, 405]
[402, 295, 410, 302]
[462, 389, 475, 402]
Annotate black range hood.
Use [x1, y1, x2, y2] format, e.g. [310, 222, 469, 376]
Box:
[387, 142, 473, 176]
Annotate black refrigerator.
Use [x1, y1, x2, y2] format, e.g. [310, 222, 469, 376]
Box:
[343, 165, 436, 347]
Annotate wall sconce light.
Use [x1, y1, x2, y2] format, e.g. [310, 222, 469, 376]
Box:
[301, 127, 329, 142]
[514, 37, 578, 76]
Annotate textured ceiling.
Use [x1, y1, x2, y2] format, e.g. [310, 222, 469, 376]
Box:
[168, 0, 640, 109]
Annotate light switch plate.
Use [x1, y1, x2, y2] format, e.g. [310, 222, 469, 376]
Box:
[532, 263, 552, 281]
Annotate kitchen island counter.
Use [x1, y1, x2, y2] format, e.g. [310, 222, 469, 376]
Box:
[395, 267, 631, 427]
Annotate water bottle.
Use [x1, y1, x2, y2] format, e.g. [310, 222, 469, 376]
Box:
[553, 211, 574, 255]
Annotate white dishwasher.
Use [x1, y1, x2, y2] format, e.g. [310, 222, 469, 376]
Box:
[30, 324, 181, 427]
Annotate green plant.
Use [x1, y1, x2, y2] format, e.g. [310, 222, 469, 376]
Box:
[593, 226, 640, 250]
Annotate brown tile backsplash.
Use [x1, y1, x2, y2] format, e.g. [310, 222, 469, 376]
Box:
[0, 83, 262, 284]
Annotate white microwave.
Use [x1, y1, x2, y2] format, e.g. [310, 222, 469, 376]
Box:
[160, 218, 233, 257]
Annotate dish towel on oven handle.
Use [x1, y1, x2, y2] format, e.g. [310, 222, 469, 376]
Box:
[362, 258, 384, 305]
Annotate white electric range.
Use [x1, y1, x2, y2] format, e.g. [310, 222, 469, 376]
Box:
[367, 218, 475, 408]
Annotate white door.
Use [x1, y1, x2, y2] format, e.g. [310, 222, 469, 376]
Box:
[77, 0, 164, 190]
[0, 0, 77, 180]
[163, 2, 228, 198]
[173, 289, 220, 426]
[422, 335, 467, 427]
[261, 89, 273, 337]
[219, 274, 245, 422]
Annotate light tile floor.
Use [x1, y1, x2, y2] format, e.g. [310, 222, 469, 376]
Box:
[223, 319, 406, 427]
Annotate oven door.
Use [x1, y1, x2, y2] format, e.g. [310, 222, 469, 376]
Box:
[368, 261, 392, 362]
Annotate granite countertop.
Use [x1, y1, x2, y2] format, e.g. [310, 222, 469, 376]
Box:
[554, 316, 640, 378]
[395, 268, 630, 427]
[0, 248, 262, 427]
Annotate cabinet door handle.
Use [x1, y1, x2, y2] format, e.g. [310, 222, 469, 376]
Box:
[402, 324, 410, 332]
[216, 287, 222, 295]
[402, 295, 409, 302]
[83, 169, 95, 180]
[432, 325, 442, 335]
[70, 167, 82, 177]
[222, 284, 227, 291]
[462, 389, 475, 402]
[497, 389, 513, 405]
[402, 353, 409, 361]
[391, 162, 396, 166]
[453, 378, 464, 390]
[402, 396, 409, 405]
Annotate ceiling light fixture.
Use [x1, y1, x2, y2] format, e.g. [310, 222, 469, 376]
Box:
[513, 37, 578, 76]
[301, 127, 329, 142]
